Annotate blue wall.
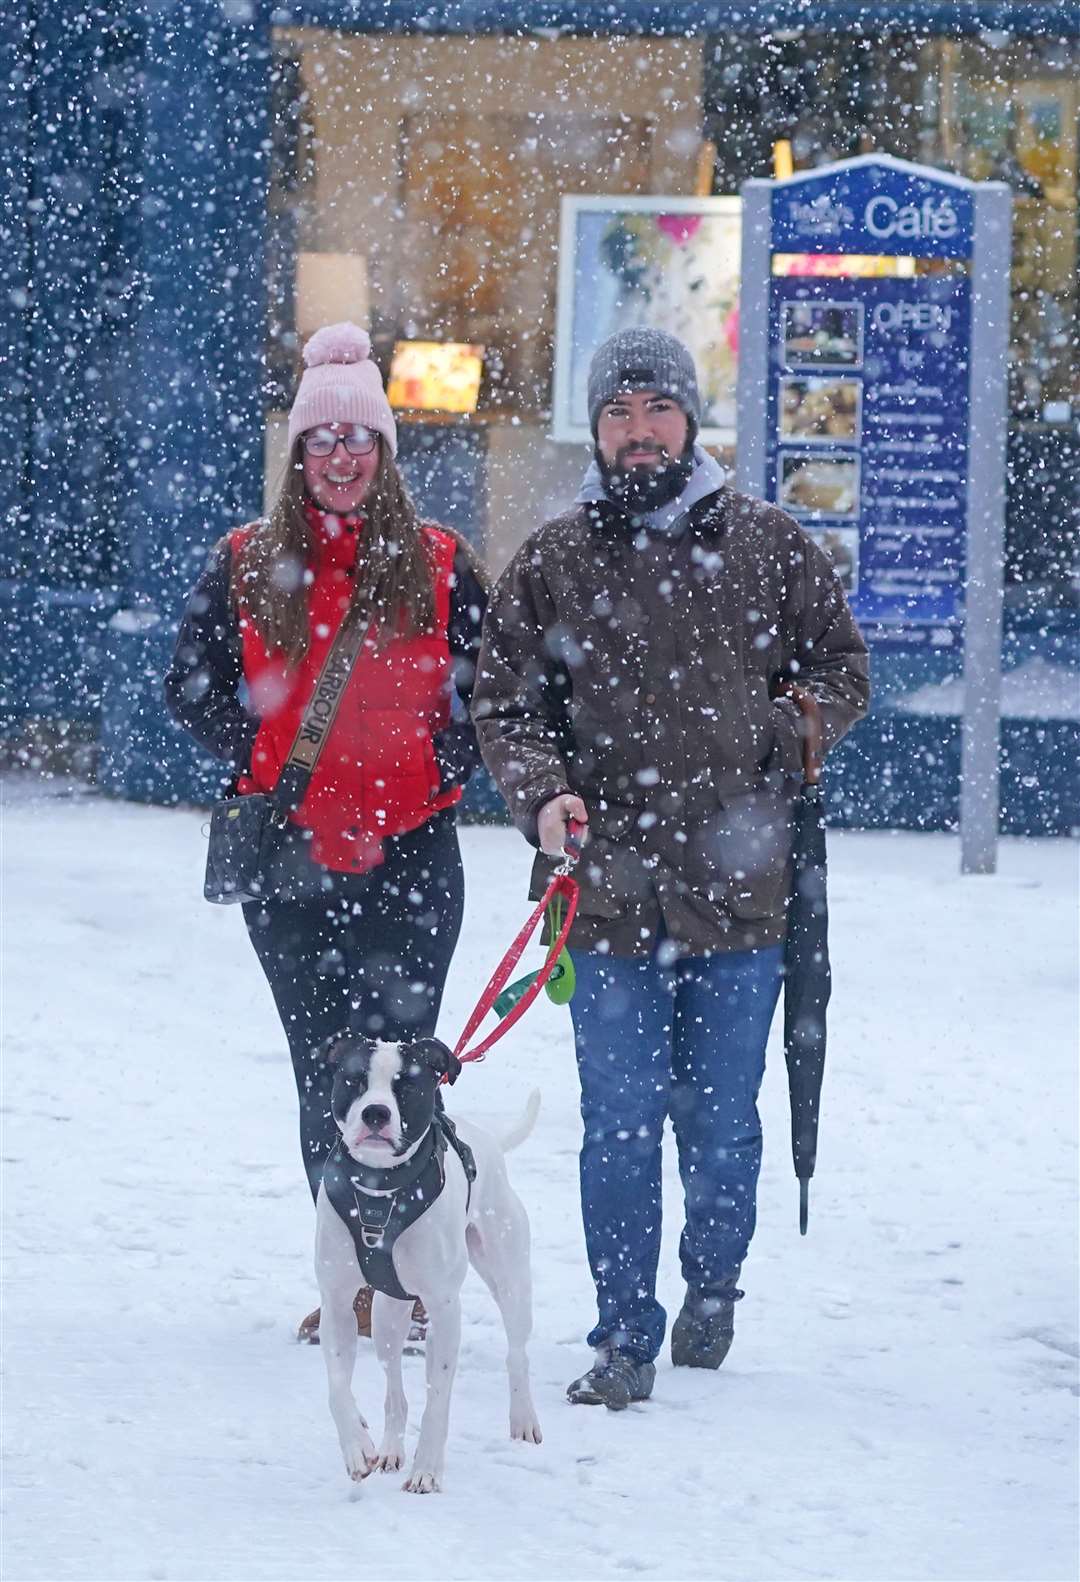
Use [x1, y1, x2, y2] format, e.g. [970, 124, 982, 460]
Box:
[96, 4, 272, 803]
[2, 4, 139, 723]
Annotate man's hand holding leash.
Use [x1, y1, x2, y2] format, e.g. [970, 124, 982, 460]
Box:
[537, 795, 589, 859]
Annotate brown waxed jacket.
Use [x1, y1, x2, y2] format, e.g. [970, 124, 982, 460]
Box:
[472, 485, 870, 957]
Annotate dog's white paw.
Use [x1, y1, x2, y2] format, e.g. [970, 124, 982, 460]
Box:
[377, 1446, 404, 1473]
[510, 1392, 543, 1444]
[403, 1467, 441, 1494]
[342, 1434, 379, 1482]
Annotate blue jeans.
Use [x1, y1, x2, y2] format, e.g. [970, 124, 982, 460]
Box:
[570, 940, 783, 1363]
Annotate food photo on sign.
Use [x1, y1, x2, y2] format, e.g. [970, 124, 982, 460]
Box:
[779, 376, 861, 442]
[778, 453, 861, 519]
[805, 525, 860, 593]
[780, 300, 863, 367]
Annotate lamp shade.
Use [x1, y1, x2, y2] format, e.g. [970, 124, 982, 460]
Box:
[295, 252, 370, 340]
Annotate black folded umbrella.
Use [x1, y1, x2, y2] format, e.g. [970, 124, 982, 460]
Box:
[781, 689, 831, 1235]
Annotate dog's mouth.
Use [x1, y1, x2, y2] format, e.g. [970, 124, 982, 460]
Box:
[352, 1130, 393, 1149]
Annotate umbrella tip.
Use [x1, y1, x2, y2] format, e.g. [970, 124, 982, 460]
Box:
[799, 1178, 809, 1236]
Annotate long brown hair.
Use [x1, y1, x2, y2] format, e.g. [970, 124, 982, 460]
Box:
[231, 439, 443, 664]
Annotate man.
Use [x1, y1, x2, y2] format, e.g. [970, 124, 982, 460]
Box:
[472, 328, 869, 1410]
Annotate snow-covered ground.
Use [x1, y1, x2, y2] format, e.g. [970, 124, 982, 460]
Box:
[3, 779, 1078, 1582]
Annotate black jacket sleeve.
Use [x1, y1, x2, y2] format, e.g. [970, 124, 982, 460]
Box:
[163, 540, 260, 773]
[432, 548, 489, 793]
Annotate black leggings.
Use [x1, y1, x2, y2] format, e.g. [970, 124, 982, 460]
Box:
[243, 810, 465, 1199]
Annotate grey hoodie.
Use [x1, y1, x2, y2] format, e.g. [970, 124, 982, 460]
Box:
[574, 443, 728, 537]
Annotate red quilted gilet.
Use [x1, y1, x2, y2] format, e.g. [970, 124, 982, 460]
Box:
[233, 506, 461, 875]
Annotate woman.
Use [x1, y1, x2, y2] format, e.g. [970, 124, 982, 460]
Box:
[164, 322, 488, 1341]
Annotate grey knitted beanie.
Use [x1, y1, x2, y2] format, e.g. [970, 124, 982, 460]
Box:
[586, 328, 701, 437]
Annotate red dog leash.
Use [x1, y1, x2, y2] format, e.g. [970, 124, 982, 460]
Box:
[451, 820, 585, 1068]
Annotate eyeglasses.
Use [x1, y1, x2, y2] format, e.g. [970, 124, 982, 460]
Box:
[301, 425, 379, 457]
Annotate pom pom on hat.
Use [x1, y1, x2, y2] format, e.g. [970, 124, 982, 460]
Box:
[302, 322, 372, 368]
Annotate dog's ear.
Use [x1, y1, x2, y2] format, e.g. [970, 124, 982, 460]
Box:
[312, 1032, 349, 1067]
[410, 1038, 463, 1086]
[312, 1031, 372, 1068]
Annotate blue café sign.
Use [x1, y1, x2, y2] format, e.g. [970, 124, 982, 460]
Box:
[771, 160, 974, 259]
[765, 158, 976, 646]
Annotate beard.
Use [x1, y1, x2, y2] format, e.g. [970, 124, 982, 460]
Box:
[597, 442, 695, 515]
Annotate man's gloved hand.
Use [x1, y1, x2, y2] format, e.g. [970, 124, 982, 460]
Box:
[537, 793, 589, 858]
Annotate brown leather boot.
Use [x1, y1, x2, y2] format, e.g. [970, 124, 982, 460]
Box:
[354, 1291, 426, 1346]
[296, 1305, 321, 1344]
[353, 1285, 373, 1337]
[295, 1287, 376, 1345]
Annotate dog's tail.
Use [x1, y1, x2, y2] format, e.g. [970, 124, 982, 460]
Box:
[500, 1089, 541, 1154]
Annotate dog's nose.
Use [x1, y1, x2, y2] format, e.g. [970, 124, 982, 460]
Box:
[361, 1104, 391, 1131]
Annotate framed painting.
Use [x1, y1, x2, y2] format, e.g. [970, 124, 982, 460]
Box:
[553, 195, 742, 446]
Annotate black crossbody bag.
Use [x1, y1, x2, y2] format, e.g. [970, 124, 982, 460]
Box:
[203, 601, 369, 905]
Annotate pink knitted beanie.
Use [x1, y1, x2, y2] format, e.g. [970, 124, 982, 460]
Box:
[287, 323, 398, 457]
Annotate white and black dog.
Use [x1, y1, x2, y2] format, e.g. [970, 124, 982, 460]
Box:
[314, 1034, 542, 1493]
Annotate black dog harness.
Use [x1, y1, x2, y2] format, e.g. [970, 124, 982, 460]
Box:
[322, 1115, 477, 1301]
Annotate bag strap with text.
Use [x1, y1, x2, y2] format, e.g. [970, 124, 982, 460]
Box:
[268, 600, 371, 821]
